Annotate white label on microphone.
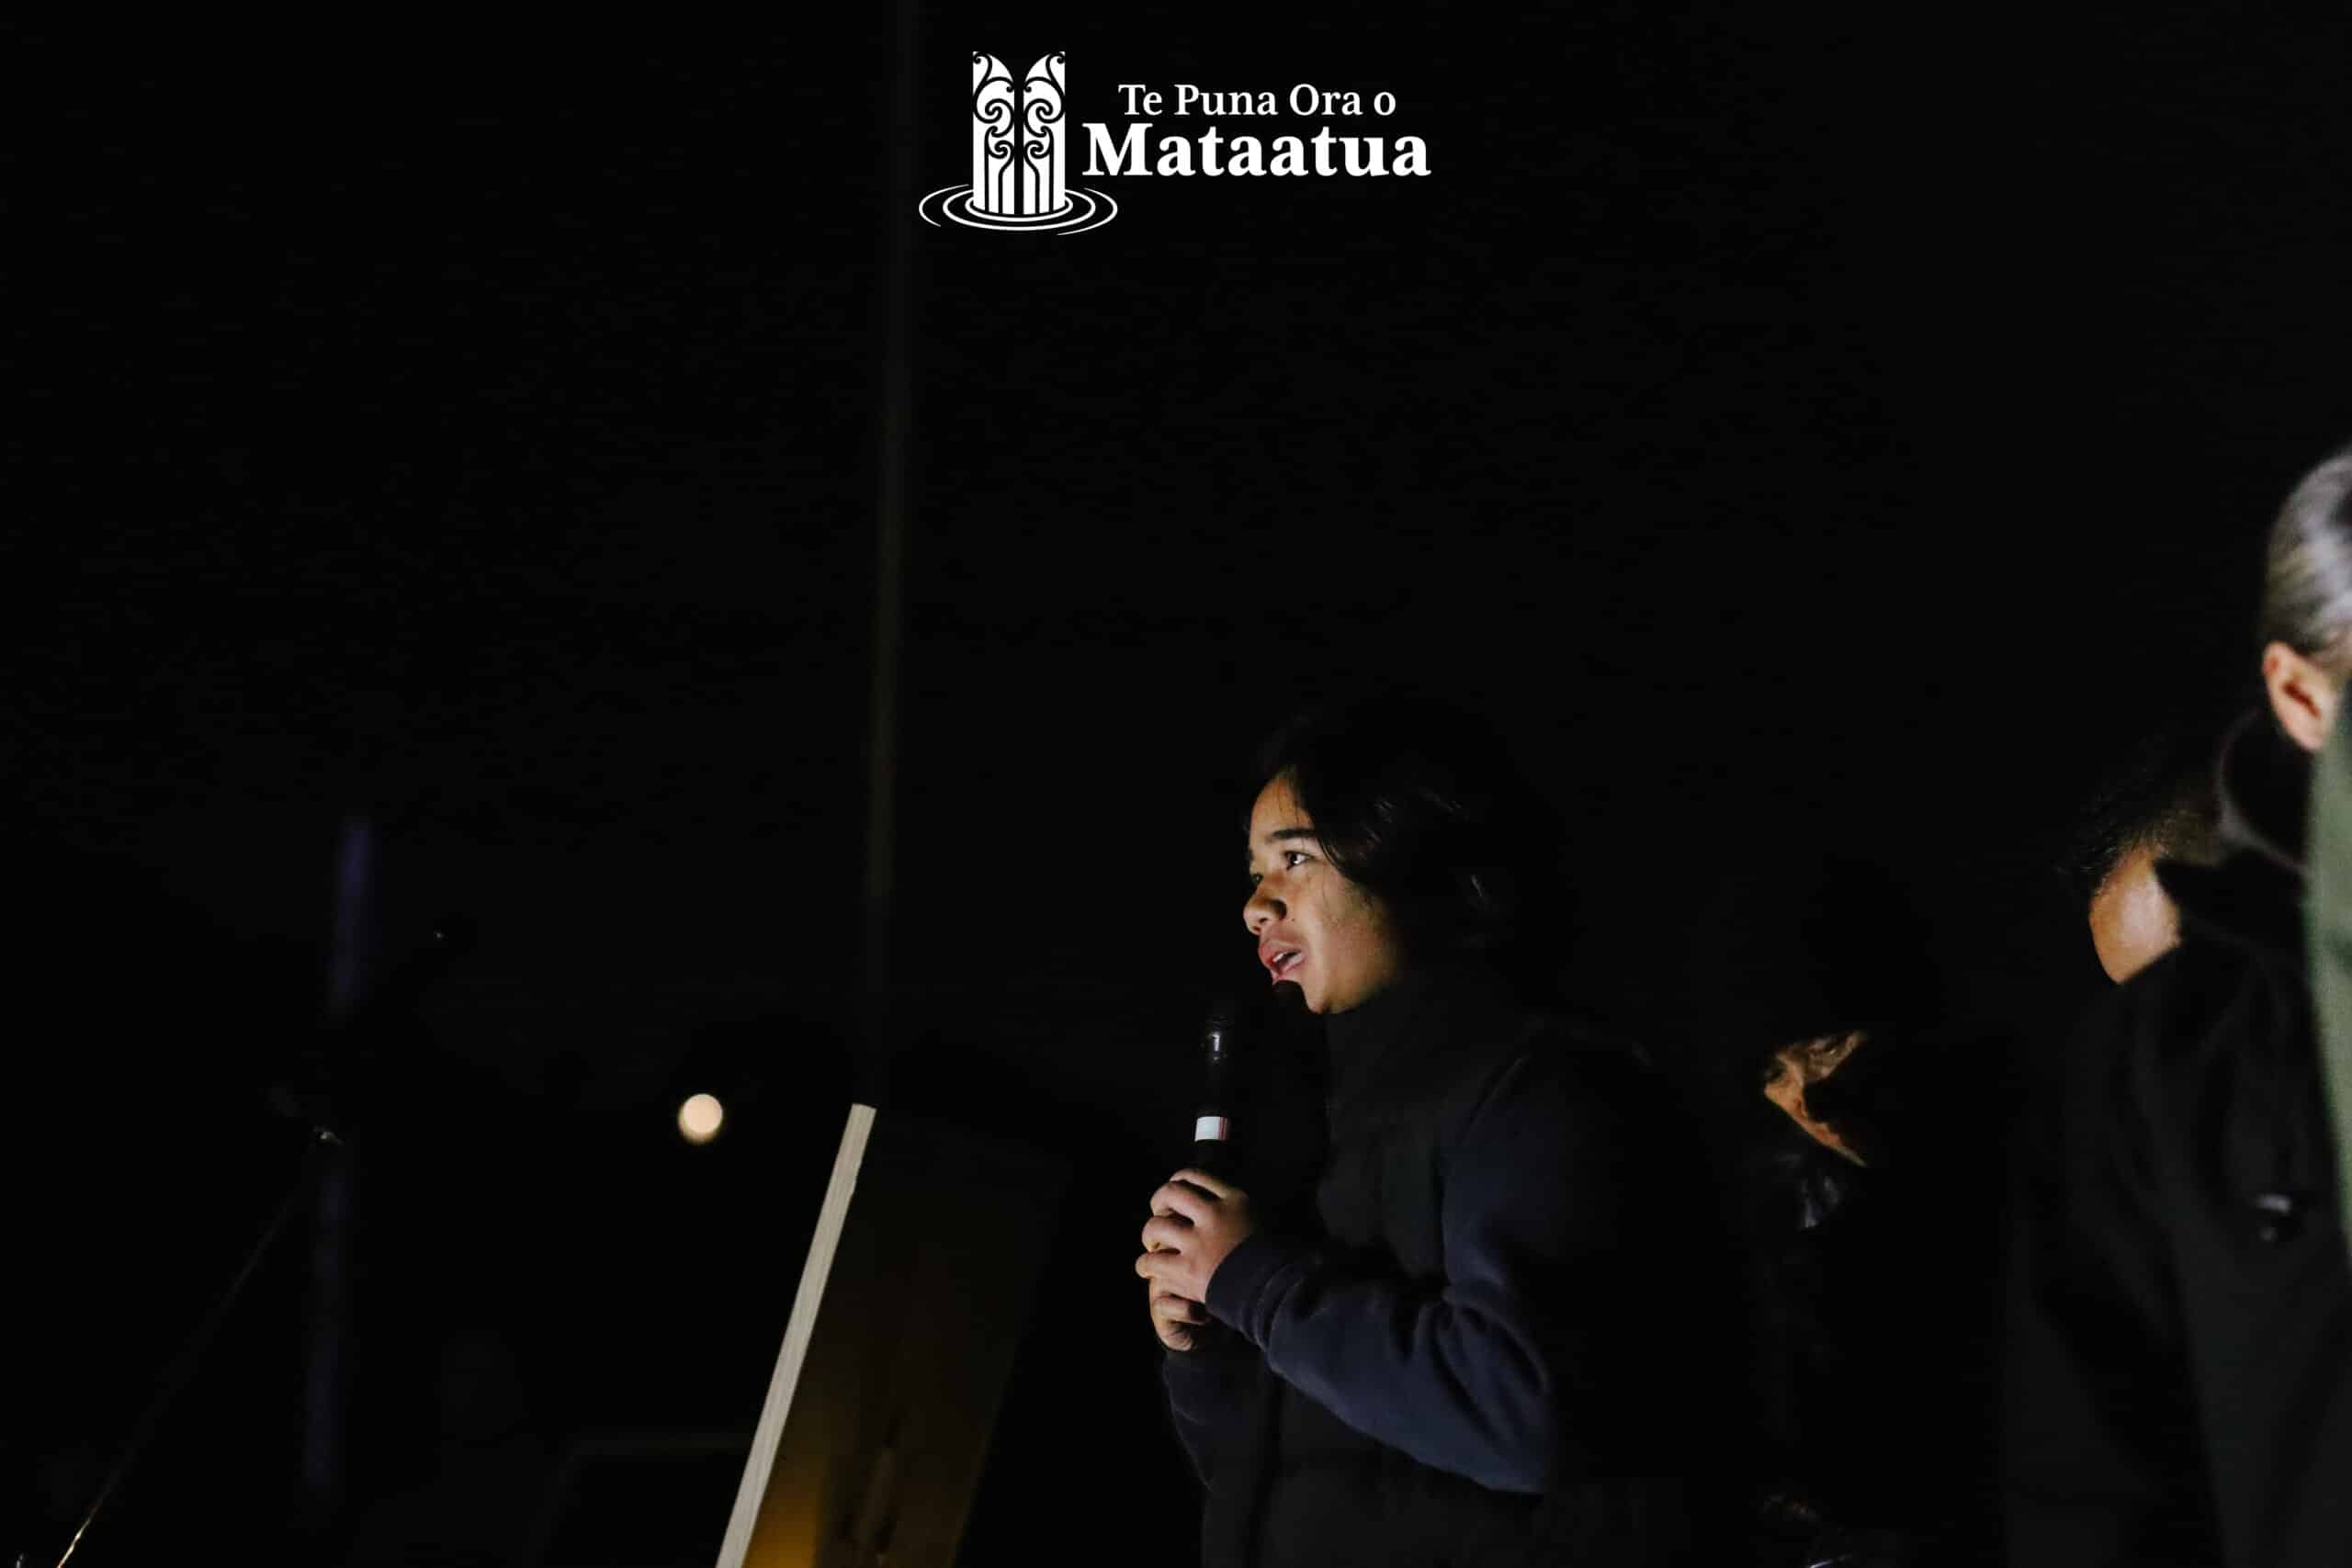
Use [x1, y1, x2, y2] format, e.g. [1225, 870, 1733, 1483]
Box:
[1194, 1116, 1230, 1142]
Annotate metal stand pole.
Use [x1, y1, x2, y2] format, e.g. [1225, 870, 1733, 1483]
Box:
[44, 1126, 342, 1568]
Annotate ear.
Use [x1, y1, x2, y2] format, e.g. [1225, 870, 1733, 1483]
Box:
[2262, 640, 2342, 754]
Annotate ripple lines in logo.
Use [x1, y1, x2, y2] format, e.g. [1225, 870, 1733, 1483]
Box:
[918, 51, 1118, 234]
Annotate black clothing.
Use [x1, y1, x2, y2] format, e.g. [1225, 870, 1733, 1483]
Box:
[1738, 1055, 2008, 1566]
[2007, 716, 2352, 1567]
[1162, 964, 1741, 1567]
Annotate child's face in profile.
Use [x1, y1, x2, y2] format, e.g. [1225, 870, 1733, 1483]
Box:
[1242, 771, 1406, 1015]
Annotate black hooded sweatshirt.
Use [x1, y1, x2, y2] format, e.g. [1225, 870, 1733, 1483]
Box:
[2007, 715, 2352, 1567]
[1160, 962, 1744, 1567]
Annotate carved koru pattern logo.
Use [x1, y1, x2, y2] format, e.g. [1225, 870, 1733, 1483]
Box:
[918, 51, 1118, 233]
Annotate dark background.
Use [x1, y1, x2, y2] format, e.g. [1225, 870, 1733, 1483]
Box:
[11, 6, 2352, 1562]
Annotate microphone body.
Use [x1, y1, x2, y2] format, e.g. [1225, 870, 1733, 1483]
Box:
[1189, 1001, 1238, 1180]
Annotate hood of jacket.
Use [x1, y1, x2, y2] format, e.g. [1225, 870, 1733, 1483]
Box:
[1319, 956, 1537, 1126]
[2158, 707, 2311, 961]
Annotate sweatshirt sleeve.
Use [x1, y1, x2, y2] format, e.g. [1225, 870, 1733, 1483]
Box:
[1201, 1049, 1648, 1495]
[1159, 1334, 1267, 1489]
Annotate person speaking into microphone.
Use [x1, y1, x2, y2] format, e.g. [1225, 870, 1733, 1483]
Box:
[1136, 694, 1745, 1567]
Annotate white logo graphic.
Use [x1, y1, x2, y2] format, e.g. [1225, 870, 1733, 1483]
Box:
[918, 52, 1119, 234]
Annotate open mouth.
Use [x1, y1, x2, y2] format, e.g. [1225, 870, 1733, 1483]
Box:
[1266, 949, 1304, 980]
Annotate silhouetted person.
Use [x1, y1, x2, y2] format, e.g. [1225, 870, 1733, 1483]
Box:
[342, 1328, 550, 1568]
[2007, 445, 2352, 1567]
[1697, 853, 2001, 1567]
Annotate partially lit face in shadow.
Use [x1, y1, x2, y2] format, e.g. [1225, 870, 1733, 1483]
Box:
[2088, 844, 2180, 984]
[1242, 772, 1407, 1015]
[1760, 1030, 1869, 1166]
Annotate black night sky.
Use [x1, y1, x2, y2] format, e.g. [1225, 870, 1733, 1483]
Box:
[12, 7, 2352, 1564]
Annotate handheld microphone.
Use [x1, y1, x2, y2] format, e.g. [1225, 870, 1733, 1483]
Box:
[1189, 998, 1238, 1179]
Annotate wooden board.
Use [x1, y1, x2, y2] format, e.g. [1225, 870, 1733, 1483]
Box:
[717, 1102, 1068, 1568]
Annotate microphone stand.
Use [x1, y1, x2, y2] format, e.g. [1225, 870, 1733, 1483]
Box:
[38, 1121, 344, 1568]
[30, 813, 468, 1567]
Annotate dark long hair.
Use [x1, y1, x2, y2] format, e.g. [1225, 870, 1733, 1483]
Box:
[1252, 693, 1573, 1003]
